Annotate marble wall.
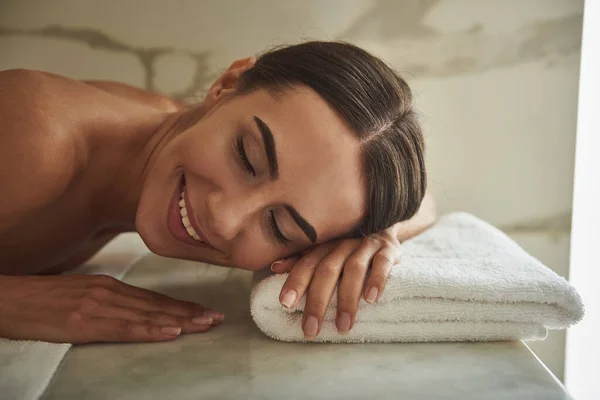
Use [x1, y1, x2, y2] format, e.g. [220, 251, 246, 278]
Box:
[0, 0, 583, 381]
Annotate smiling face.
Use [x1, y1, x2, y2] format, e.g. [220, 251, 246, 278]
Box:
[136, 86, 367, 271]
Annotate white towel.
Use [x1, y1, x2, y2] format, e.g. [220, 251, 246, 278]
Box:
[250, 212, 584, 343]
[0, 233, 149, 400]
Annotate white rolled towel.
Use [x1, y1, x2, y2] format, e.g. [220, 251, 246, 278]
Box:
[250, 212, 584, 343]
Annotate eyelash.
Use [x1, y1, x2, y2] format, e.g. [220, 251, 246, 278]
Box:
[235, 135, 290, 246]
[269, 210, 291, 246]
[236, 136, 256, 176]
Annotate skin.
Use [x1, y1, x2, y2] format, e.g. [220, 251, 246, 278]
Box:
[0, 57, 436, 343]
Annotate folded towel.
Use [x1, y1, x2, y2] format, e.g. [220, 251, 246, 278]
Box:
[250, 212, 584, 343]
[0, 233, 149, 400]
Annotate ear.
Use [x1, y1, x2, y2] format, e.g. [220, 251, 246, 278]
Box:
[202, 56, 256, 111]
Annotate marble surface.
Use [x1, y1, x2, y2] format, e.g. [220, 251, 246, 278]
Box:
[42, 253, 572, 400]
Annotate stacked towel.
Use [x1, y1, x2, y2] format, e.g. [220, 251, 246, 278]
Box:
[250, 212, 584, 343]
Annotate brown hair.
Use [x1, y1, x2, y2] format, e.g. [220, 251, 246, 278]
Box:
[236, 41, 426, 237]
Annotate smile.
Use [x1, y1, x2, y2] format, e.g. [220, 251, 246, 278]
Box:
[179, 189, 202, 241]
[166, 173, 217, 251]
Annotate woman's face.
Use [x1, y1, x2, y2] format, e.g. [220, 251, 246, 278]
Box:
[137, 85, 366, 271]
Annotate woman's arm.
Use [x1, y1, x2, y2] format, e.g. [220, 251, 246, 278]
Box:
[391, 191, 437, 242]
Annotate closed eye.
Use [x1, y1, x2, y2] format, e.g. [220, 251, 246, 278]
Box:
[269, 210, 291, 246]
[235, 135, 255, 176]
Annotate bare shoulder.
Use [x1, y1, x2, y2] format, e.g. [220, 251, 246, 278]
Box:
[0, 69, 83, 220]
[0, 69, 185, 224]
[83, 79, 186, 113]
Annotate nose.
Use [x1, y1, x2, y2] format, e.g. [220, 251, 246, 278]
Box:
[205, 189, 261, 242]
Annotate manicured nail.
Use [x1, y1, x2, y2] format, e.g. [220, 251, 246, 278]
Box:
[280, 290, 297, 308]
[161, 326, 182, 336]
[192, 316, 213, 325]
[304, 316, 319, 338]
[202, 310, 224, 321]
[338, 312, 351, 334]
[271, 259, 287, 272]
[366, 287, 379, 304]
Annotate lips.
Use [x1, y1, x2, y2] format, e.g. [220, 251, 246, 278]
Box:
[166, 173, 218, 252]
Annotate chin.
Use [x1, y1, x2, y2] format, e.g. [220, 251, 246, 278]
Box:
[135, 209, 172, 257]
[134, 186, 177, 259]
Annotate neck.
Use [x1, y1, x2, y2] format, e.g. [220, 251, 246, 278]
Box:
[91, 107, 199, 231]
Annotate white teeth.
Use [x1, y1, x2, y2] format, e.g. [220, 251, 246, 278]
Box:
[178, 188, 202, 241]
[185, 225, 196, 237]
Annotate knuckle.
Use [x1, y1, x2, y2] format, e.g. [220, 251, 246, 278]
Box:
[115, 320, 134, 337]
[370, 270, 389, 283]
[175, 316, 188, 326]
[318, 260, 341, 274]
[337, 292, 358, 308]
[145, 296, 165, 310]
[78, 296, 100, 313]
[345, 258, 367, 273]
[66, 310, 87, 330]
[306, 296, 329, 311]
[365, 236, 380, 245]
[147, 325, 161, 338]
[297, 256, 320, 270]
[151, 312, 176, 326]
[374, 252, 395, 266]
[93, 274, 119, 286]
[138, 310, 155, 321]
[89, 286, 113, 299]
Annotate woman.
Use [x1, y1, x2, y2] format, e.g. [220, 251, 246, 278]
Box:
[0, 41, 435, 344]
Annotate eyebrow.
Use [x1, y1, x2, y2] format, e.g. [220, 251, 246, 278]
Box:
[253, 115, 279, 180]
[253, 115, 318, 244]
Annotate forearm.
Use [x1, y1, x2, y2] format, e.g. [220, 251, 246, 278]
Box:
[393, 191, 437, 242]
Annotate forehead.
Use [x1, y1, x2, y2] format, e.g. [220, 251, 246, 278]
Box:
[234, 87, 366, 240]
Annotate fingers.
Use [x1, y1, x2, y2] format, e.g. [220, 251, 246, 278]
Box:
[274, 236, 399, 340]
[278, 244, 334, 310]
[87, 304, 215, 335]
[335, 239, 381, 334]
[301, 241, 360, 339]
[270, 255, 302, 274]
[84, 275, 224, 333]
[363, 246, 399, 304]
[106, 281, 224, 324]
[80, 317, 184, 344]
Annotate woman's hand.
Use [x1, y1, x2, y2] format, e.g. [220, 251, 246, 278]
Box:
[270, 191, 436, 339]
[270, 227, 402, 339]
[0, 274, 224, 344]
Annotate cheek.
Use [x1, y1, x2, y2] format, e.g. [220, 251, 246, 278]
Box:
[180, 131, 228, 175]
[229, 238, 281, 271]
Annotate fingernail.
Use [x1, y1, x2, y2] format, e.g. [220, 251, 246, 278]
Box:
[304, 315, 318, 338]
[270, 260, 284, 272]
[366, 287, 379, 304]
[202, 310, 224, 321]
[192, 316, 213, 325]
[280, 290, 297, 308]
[338, 312, 351, 334]
[161, 326, 182, 336]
